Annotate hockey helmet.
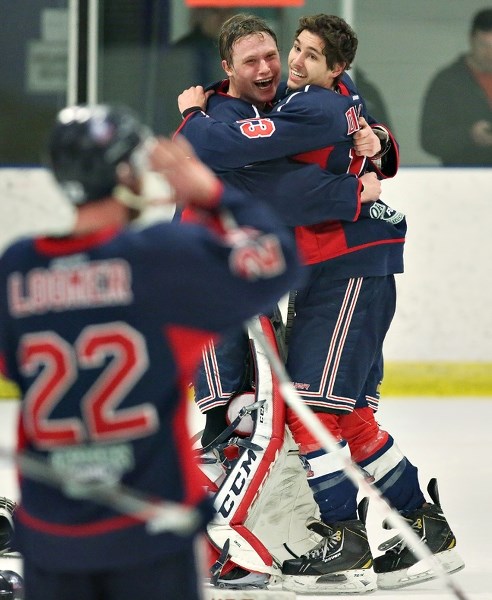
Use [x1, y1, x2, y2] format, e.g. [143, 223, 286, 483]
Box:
[47, 104, 152, 205]
[0, 570, 23, 600]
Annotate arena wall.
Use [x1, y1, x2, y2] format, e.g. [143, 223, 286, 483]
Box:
[0, 167, 490, 398]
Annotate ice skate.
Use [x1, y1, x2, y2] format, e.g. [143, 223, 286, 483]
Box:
[214, 566, 270, 590]
[0, 497, 16, 555]
[281, 499, 376, 594]
[374, 478, 465, 589]
[208, 538, 271, 591]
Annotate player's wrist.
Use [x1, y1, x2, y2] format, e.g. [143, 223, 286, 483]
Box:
[192, 178, 224, 210]
[370, 127, 391, 160]
[181, 106, 204, 119]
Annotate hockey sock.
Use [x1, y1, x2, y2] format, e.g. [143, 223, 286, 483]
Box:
[340, 407, 425, 511]
[339, 407, 389, 462]
[303, 444, 358, 522]
[287, 409, 358, 522]
[357, 434, 425, 512]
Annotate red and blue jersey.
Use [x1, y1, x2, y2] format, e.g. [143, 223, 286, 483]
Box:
[0, 184, 302, 571]
[176, 75, 405, 279]
[176, 79, 365, 227]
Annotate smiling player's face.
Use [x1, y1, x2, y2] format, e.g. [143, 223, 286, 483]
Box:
[223, 33, 281, 108]
[287, 29, 343, 91]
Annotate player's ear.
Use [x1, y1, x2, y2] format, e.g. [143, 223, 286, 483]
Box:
[222, 59, 233, 77]
[332, 62, 346, 78]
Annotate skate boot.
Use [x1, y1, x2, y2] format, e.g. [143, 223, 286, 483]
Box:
[281, 498, 376, 594]
[374, 478, 465, 589]
[0, 497, 16, 555]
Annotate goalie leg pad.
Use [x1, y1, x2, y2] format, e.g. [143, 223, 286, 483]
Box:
[206, 316, 286, 577]
[206, 315, 320, 578]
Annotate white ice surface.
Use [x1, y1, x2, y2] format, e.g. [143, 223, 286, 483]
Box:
[1, 397, 491, 599]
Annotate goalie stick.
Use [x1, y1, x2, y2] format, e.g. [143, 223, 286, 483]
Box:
[0, 446, 201, 536]
[246, 318, 470, 600]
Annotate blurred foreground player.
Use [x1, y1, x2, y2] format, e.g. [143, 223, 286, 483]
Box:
[0, 104, 302, 600]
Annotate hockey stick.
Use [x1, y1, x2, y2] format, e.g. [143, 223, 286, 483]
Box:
[0, 446, 200, 536]
[246, 318, 470, 600]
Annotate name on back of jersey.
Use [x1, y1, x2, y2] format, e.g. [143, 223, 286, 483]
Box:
[8, 258, 133, 317]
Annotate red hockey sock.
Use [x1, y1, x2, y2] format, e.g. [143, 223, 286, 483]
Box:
[339, 407, 389, 463]
[286, 408, 342, 453]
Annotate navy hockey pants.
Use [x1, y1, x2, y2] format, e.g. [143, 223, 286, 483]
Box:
[195, 273, 396, 416]
[286, 273, 396, 413]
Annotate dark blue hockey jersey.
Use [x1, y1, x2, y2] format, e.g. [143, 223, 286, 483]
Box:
[176, 80, 365, 227]
[176, 76, 405, 278]
[0, 183, 302, 571]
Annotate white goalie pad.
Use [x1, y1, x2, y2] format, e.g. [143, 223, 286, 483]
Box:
[205, 315, 320, 577]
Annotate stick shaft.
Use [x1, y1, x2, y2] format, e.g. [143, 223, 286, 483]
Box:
[1, 447, 200, 535]
[247, 318, 469, 600]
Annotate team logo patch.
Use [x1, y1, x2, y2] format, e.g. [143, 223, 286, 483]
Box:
[345, 104, 362, 135]
[369, 200, 405, 224]
[229, 234, 286, 280]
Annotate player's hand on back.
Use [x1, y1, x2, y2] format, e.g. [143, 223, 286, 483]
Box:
[359, 172, 382, 203]
[178, 86, 215, 115]
[150, 135, 221, 208]
[353, 116, 381, 157]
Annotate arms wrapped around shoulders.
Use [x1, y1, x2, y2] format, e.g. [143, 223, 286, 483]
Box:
[176, 85, 360, 170]
[147, 136, 305, 332]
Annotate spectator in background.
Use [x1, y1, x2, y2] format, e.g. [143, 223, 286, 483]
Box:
[174, 8, 236, 84]
[355, 67, 394, 131]
[420, 8, 492, 165]
[156, 8, 234, 134]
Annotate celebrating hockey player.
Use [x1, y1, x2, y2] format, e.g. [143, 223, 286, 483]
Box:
[0, 104, 303, 600]
[177, 13, 465, 595]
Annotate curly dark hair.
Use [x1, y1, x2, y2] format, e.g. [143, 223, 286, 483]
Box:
[219, 13, 278, 66]
[295, 14, 358, 72]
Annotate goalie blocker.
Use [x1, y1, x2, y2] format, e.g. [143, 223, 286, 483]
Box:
[196, 313, 321, 587]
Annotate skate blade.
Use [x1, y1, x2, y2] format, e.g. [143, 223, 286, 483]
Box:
[377, 548, 465, 590]
[203, 589, 295, 600]
[282, 569, 377, 595]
